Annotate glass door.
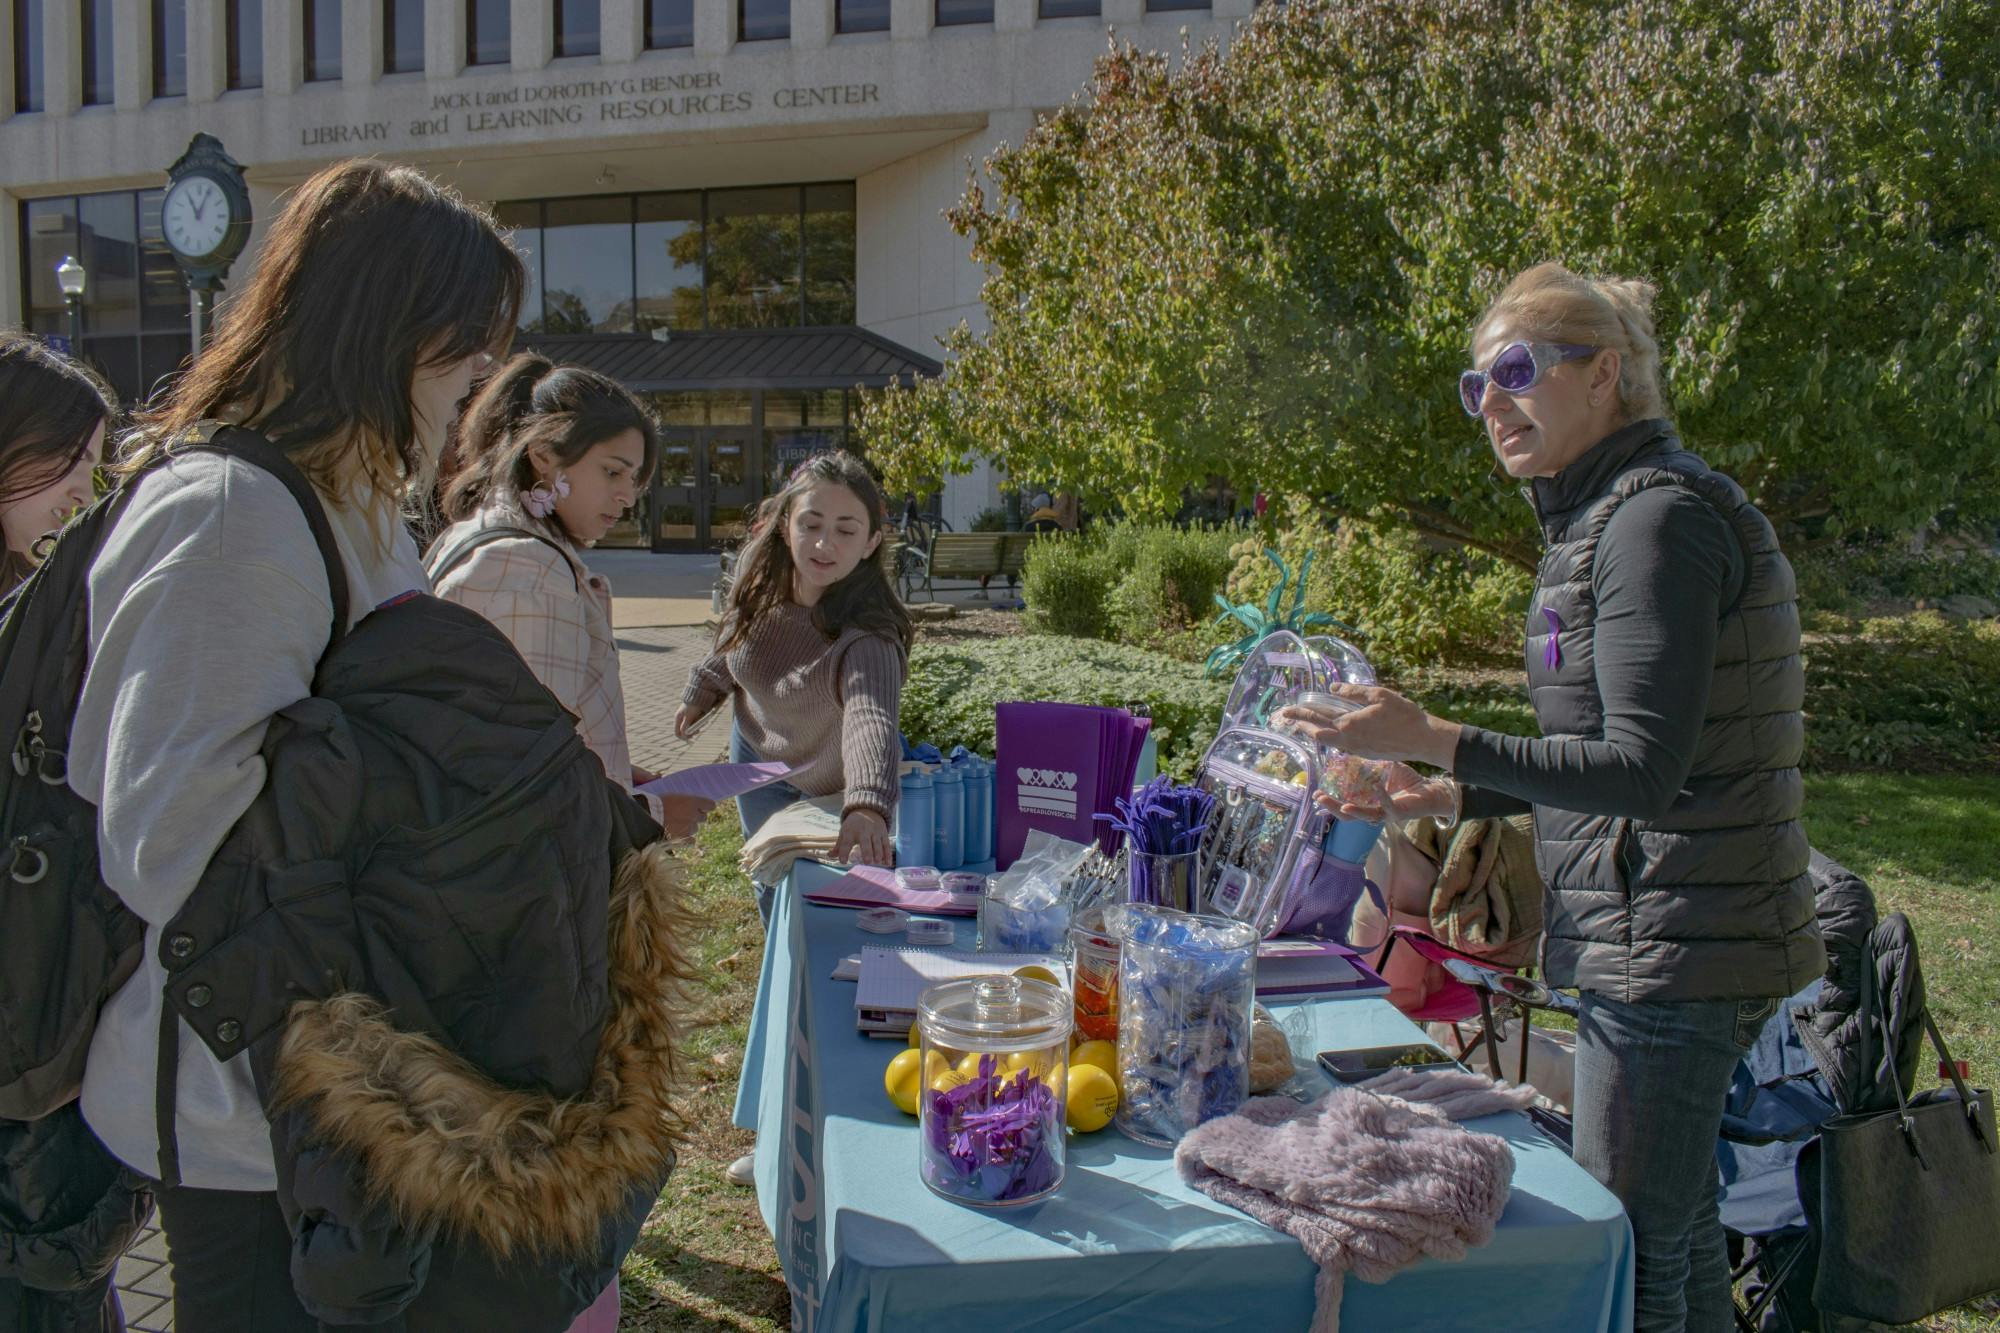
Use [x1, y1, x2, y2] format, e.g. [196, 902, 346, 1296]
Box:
[651, 432, 700, 550]
[705, 429, 759, 547]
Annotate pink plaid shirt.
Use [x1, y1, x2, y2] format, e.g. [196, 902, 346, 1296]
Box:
[427, 496, 661, 823]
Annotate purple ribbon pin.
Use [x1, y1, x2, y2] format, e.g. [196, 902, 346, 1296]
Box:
[1542, 608, 1564, 671]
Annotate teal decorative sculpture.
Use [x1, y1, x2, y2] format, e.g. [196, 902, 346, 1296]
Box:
[1203, 548, 1361, 680]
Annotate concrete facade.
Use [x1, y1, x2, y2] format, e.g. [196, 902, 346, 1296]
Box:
[1, 0, 1248, 528]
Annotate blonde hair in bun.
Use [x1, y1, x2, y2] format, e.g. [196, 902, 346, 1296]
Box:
[1474, 262, 1666, 421]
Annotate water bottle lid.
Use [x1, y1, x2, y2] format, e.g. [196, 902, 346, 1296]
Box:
[934, 764, 963, 785]
[902, 767, 933, 789]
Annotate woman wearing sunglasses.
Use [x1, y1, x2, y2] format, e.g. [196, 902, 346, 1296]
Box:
[1281, 262, 1822, 1333]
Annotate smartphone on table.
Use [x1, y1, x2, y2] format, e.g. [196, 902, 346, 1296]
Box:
[1316, 1041, 1461, 1083]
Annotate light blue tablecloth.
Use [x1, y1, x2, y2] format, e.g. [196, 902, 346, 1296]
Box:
[733, 860, 1634, 1332]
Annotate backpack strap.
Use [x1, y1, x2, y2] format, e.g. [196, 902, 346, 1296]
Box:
[425, 525, 583, 594]
[174, 426, 352, 649]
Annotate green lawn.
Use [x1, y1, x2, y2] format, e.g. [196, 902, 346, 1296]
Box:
[626, 775, 2000, 1331]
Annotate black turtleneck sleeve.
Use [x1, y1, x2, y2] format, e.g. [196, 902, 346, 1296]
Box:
[1453, 485, 1745, 820]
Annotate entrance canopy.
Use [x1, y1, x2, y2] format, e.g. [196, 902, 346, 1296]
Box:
[519, 326, 941, 392]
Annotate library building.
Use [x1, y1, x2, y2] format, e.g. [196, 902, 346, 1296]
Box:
[1, 0, 1247, 546]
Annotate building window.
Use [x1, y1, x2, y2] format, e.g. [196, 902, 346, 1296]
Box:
[14, 0, 44, 111]
[466, 0, 507, 64]
[635, 191, 703, 332]
[934, 0, 991, 23]
[19, 190, 195, 406]
[226, 0, 262, 88]
[79, 0, 112, 104]
[1038, 0, 1097, 15]
[705, 186, 798, 328]
[541, 196, 635, 333]
[502, 184, 856, 334]
[835, 0, 887, 33]
[738, 0, 785, 41]
[152, 0, 187, 96]
[304, 0, 341, 80]
[643, 0, 690, 47]
[553, 0, 598, 56]
[495, 201, 543, 330]
[383, 0, 423, 72]
[802, 183, 855, 325]
[1145, 0, 1207, 10]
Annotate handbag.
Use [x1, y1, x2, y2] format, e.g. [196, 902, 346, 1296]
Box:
[1811, 917, 2000, 1323]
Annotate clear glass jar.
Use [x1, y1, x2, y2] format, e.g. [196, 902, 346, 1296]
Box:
[916, 974, 1072, 1207]
[1070, 905, 1122, 1044]
[1282, 690, 1394, 810]
[1113, 904, 1258, 1146]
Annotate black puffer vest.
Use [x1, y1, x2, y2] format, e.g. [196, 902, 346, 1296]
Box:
[1525, 420, 1823, 1002]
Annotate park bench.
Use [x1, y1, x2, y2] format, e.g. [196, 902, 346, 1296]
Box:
[915, 531, 1043, 600]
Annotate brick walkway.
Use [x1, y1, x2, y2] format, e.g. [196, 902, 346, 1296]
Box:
[115, 616, 728, 1331]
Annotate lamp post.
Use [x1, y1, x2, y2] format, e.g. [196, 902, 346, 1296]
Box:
[55, 254, 86, 355]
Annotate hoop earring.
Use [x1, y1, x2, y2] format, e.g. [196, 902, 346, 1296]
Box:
[523, 470, 570, 519]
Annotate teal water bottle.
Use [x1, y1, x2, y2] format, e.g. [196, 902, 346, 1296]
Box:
[962, 759, 994, 865]
[895, 768, 934, 869]
[932, 764, 965, 871]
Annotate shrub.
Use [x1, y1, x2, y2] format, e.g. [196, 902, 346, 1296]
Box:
[901, 635, 1230, 781]
[1794, 542, 2000, 617]
[969, 506, 1010, 533]
[1222, 500, 1530, 674]
[1803, 614, 2000, 771]
[1105, 525, 1239, 654]
[1021, 536, 1115, 639]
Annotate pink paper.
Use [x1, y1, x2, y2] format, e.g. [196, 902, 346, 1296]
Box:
[801, 864, 981, 917]
[635, 760, 792, 802]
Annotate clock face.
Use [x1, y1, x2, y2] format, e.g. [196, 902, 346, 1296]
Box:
[162, 174, 235, 262]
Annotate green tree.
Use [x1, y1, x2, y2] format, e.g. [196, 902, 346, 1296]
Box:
[856, 0, 2000, 567]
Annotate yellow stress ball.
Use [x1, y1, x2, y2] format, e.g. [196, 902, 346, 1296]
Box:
[907, 1021, 920, 1047]
[1070, 1040, 1118, 1079]
[1012, 964, 1063, 989]
[1065, 1063, 1119, 1133]
[884, 1049, 926, 1116]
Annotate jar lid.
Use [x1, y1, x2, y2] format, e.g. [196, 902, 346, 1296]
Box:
[919, 974, 1071, 1052]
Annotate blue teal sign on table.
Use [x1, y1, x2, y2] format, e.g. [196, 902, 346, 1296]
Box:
[735, 859, 1635, 1332]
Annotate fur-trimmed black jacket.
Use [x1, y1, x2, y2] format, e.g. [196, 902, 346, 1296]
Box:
[159, 593, 692, 1330]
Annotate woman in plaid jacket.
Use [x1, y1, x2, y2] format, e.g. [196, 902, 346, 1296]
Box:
[428, 355, 711, 840]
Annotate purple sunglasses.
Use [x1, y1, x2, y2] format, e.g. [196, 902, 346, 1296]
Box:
[1459, 341, 1597, 416]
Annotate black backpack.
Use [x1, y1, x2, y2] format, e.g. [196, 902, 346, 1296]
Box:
[0, 425, 346, 1122]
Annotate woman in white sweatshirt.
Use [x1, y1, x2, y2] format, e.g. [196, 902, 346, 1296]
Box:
[67, 159, 524, 1332]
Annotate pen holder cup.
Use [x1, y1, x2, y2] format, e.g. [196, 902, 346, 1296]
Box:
[1128, 850, 1199, 913]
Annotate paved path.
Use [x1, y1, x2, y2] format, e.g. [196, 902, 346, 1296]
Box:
[116, 569, 729, 1331]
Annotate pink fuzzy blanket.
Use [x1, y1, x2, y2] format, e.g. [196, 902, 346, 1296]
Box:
[1174, 1069, 1535, 1331]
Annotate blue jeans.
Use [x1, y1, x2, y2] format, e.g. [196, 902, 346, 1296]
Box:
[731, 722, 800, 926]
[1572, 992, 1780, 1333]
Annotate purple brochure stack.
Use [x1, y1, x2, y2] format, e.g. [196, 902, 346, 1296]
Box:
[994, 702, 1150, 869]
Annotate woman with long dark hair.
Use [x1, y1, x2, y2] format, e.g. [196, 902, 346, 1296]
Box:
[67, 159, 528, 1331]
[429, 355, 710, 831]
[0, 334, 113, 592]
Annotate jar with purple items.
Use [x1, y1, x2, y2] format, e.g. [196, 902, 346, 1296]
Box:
[917, 974, 1070, 1207]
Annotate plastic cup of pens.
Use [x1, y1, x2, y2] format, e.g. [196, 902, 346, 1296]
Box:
[1104, 776, 1215, 913]
[1112, 904, 1257, 1147]
[1281, 691, 1394, 811]
[916, 975, 1071, 1208]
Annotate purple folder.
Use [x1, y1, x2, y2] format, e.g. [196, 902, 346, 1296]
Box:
[994, 702, 1147, 869]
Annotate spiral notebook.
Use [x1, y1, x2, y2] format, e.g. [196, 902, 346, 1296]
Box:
[852, 946, 1061, 1037]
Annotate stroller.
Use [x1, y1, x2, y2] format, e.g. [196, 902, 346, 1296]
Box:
[1716, 851, 1984, 1331]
